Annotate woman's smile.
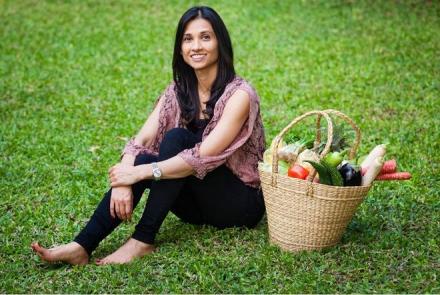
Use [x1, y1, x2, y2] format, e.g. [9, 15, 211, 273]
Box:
[191, 54, 207, 62]
[181, 18, 219, 71]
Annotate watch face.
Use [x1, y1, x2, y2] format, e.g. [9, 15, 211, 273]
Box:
[152, 163, 161, 180]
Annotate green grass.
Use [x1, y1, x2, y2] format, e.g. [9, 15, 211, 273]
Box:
[1, 0, 439, 293]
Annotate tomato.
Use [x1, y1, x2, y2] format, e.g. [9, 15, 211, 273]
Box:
[287, 164, 309, 179]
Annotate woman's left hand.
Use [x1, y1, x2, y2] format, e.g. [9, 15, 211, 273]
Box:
[109, 164, 143, 187]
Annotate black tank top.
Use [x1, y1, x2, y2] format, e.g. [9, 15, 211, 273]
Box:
[187, 118, 210, 142]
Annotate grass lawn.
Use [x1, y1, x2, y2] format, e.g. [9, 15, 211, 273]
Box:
[1, 0, 439, 293]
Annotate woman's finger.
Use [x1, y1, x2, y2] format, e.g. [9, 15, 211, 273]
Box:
[120, 202, 127, 220]
[115, 202, 122, 220]
[118, 206, 124, 220]
[110, 198, 115, 219]
[111, 180, 121, 187]
[125, 200, 132, 221]
[119, 203, 126, 220]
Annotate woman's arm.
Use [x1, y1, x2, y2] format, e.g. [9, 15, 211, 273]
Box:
[120, 97, 163, 166]
[110, 96, 165, 220]
[109, 89, 251, 186]
[153, 89, 250, 178]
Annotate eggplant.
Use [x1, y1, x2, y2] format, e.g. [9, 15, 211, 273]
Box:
[338, 162, 362, 186]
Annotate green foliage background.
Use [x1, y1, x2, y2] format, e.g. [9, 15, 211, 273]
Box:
[1, 0, 439, 293]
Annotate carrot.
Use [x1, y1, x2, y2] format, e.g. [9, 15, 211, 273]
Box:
[361, 159, 397, 176]
[362, 156, 384, 186]
[380, 159, 397, 174]
[375, 172, 412, 181]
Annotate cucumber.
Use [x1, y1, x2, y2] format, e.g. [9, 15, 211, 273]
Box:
[304, 160, 332, 185]
[321, 161, 344, 186]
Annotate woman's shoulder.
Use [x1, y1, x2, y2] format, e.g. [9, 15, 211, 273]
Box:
[164, 80, 177, 96]
[155, 81, 179, 114]
[157, 81, 178, 104]
[226, 76, 260, 103]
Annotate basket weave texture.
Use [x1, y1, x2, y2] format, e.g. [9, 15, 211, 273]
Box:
[259, 110, 372, 252]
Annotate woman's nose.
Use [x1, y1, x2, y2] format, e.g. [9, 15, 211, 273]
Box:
[192, 39, 202, 50]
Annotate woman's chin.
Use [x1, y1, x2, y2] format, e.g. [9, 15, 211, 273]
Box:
[190, 62, 218, 72]
[189, 62, 207, 70]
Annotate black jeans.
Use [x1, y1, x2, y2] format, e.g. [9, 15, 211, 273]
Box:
[74, 128, 265, 255]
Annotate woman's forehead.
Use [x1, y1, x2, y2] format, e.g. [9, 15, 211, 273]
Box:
[184, 18, 214, 35]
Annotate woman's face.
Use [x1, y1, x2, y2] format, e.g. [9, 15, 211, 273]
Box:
[181, 18, 219, 72]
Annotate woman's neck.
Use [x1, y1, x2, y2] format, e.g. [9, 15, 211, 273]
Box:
[194, 63, 218, 95]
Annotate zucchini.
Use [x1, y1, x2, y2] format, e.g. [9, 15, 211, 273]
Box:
[321, 161, 344, 186]
[304, 160, 332, 185]
[305, 160, 344, 186]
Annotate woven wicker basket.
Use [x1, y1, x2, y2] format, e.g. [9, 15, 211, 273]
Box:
[259, 109, 372, 252]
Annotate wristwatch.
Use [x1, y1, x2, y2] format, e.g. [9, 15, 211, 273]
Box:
[151, 162, 162, 181]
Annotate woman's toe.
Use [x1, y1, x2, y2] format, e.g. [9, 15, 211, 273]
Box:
[32, 242, 43, 254]
[31, 242, 39, 250]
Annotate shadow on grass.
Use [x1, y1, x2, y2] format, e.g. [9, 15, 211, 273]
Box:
[89, 215, 268, 260]
[341, 217, 381, 246]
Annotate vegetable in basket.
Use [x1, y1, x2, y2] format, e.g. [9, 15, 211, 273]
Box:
[316, 122, 354, 154]
[361, 156, 384, 186]
[263, 138, 287, 164]
[338, 161, 362, 186]
[287, 164, 309, 180]
[304, 160, 344, 186]
[258, 160, 290, 175]
[361, 159, 397, 176]
[295, 149, 320, 173]
[278, 139, 309, 163]
[322, 151, 344, 168]
[360, 144, 386, 171]
[375, 172, 411, 181]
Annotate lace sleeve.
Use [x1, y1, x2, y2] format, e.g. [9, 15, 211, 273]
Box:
[178, 82, 260, 179]
[121, 138, 158, 157]
[120, 82, 177, 158]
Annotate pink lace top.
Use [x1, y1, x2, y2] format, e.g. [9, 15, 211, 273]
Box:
[123, 76, 266, 188]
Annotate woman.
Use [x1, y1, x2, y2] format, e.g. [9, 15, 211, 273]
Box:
[31, 6, 266, 265]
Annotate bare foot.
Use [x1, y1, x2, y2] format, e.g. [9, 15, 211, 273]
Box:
[31, 241, 89, 265]
[95, 238, 155, 265]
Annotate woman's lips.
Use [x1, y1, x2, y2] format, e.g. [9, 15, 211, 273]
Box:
[191, 54, 206, 62]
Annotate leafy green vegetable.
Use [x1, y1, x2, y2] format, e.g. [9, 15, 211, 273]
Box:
[316, 120, 355, 153]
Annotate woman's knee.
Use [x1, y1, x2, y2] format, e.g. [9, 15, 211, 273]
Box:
[134, 153, 158, 166]
[159, 128, 197, 160]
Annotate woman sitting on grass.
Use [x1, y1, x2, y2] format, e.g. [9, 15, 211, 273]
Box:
[31, 6, 266, 265]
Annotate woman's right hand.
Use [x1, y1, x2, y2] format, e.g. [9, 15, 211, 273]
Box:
[110, 186, 133, 221]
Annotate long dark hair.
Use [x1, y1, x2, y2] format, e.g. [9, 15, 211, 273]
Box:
[172, 6, 235, 124]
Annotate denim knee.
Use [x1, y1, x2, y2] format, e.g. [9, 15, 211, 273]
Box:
[158, 128, 198, 161]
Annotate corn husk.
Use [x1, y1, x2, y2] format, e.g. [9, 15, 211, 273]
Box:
[295, 149, 320, 172]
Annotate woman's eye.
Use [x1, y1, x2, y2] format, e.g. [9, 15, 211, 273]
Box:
[183, 36, 192, 41]
[202, 35, 210, 40]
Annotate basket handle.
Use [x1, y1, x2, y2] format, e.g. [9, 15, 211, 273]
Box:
[316, 109, 362, 160]
[270, 111, 334, 185]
